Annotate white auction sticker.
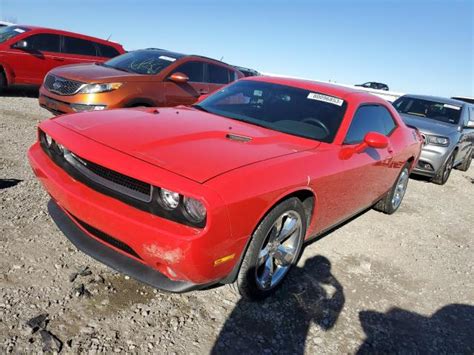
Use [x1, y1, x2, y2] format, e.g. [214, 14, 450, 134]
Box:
[159, 55, 176, 62]
[14, 28, 25, 33]
[307, 92, 344, 106]
[444, 104, 461, 110]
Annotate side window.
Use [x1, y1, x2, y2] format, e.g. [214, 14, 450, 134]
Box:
[63, 36, 97, 56]
[345, 105, 397, 144]
[208, 64, 230, 84]
[172, 61, 204, 82]
[96, 43, 120, 58]
[23, 34, 60, 52]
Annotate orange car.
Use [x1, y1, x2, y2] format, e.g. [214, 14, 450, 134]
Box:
[39, 48, 244, 115]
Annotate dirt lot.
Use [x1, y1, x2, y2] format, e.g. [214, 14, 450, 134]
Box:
[1, 88, 473, 354]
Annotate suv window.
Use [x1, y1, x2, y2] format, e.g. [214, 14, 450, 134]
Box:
[96, 43, 120, 58]
[172, 61, 204, 82]
[24, 33, 60, 52]
[63, 36, 97, 56]
[345, 105, 397, 144]
[208, 64, 230, 84]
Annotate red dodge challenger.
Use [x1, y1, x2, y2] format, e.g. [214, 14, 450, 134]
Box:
[28, 77, 422, 300]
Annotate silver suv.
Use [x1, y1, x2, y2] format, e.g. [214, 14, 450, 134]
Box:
[393, 95, 474, 184]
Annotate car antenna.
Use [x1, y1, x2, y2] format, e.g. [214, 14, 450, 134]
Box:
[220, 56, 224, 61]
[106, 34, 112, 41]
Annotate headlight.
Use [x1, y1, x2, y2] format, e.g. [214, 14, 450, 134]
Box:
[78, 82, 122, 94]
[425, 135, 449, 146]
[183, 197, 207, 223]
[158, 188, 180, 210]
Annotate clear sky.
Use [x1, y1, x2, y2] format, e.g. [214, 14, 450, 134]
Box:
[1, 0, 472, 97]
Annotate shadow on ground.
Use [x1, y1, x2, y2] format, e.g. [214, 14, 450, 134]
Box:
[357, 304, 474, 353]
[1, 86, 39, 98]
[0, 178, 23, 189]
[212, 255, 345, 354]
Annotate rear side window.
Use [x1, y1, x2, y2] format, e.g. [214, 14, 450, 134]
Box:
[208, 64, 230, 84]
[24, 34, 60, 52]
[172, 61, 204, 82]
[63, 36, 97, 56]
[96, 43, 120, 58]
[345, 105, 397, 144]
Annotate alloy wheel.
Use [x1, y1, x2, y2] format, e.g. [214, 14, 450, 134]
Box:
[255, 211, 303, 290]
[391, 168, 409, 209]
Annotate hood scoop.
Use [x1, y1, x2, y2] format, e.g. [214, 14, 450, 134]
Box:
[226, 133, 252, 142]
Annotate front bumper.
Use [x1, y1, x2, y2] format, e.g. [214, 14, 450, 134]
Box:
[28, 129, 245, 286]
[39, 93, 107, 116]
[48, 199, 202, 292]
[412, 143, 452, 177]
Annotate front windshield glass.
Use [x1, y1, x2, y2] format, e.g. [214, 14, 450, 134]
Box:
[195, 80, 347, 143]
[393, 97, 462, 125]
[0, 26, 30, 44]
[103, 50, 178, 75]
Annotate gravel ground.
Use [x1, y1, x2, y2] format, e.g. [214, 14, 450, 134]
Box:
[1, 87, 473, 354]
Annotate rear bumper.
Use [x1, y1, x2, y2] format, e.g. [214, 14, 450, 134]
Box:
[48, 199, 202, 292]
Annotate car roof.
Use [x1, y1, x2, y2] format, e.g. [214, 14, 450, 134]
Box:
[15, 25, 123, 47]
[142, 48, 232, 67]
[245, 76, 385, 102]
[401, 94, 466, 106]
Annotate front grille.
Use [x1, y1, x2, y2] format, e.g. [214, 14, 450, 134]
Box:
[71, 213, 142, 260]
[64, 151, 153, 202]
[44, 74, 84, 96]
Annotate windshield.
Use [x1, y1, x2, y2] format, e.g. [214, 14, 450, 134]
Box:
[103, 50, 179, 75]
[195, 80, 347, 143]
[393, 97, 462, 125]
[0, 26, 30, 44]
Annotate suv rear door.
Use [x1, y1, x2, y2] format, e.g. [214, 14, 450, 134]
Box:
[162, 60, 209, 106]
[207, 63, 237, 94]
[60, 35, 101, 67]
[9, 32, 61, 85]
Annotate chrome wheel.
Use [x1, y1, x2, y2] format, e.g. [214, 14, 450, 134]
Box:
[391, 168, 409, 209]
[443, 155, 454, 182]
[255, 211, 303, 290]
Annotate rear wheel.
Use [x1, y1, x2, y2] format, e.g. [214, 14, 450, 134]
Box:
[455, 147, 472, 172]
[373, 163, 410, 214]
[0, 71, 6, 93]
[432, 153, 455, 185]
[233, 198, 306, 300]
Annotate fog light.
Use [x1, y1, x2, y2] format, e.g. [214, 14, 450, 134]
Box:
[70, 103, 107, 112]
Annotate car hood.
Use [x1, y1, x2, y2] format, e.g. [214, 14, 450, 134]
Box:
[400, 113, 459, 136]
[54, 107, 319, 183]
[50, 63, 146, 83]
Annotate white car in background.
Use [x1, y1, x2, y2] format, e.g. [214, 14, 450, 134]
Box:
[0, 21, 15, 28]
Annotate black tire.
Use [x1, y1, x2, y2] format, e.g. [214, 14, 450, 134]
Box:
[0, 71, 6, 93]
[373, 163, 410, 215]
[455, 147, 472, 172]
[233, 197, 306, 300]
[432, 153, 455, 185]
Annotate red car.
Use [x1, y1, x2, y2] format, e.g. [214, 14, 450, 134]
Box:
[0, 25, 125, 90]
[28, 77, 422, 299]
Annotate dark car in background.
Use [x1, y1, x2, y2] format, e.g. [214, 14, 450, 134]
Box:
[0, 25, 125, 91]
[39, 48, 244, 114]
[393, 95, 474, 184]
[356, 82, 389, 91]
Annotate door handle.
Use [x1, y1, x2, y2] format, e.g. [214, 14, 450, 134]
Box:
[199, 89, 209, 94]
[387, 146, 394, 154]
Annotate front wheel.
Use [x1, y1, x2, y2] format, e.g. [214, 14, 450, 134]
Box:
[432, 153, 455, 185]
[455, 147, 472, 172]
[373, 163, 410, 215]
[233, 198, 306, 300]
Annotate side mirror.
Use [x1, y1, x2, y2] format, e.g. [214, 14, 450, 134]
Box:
[12, 40, 28, 49]
[465, 121, 474, 129]
[340, 132, 389, 160]
[168, 72, 189, 84]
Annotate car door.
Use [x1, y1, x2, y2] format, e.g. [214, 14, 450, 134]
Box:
[337, 105, 397, 218]
[61, 36, 100, 66]
[162, 61, 209, 106]
[459, 106, 474, 159]
[10, 33, 61, 84]
[206, 63, 234, 94]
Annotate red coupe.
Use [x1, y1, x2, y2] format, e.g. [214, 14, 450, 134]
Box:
[28, 77, 422, 299]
